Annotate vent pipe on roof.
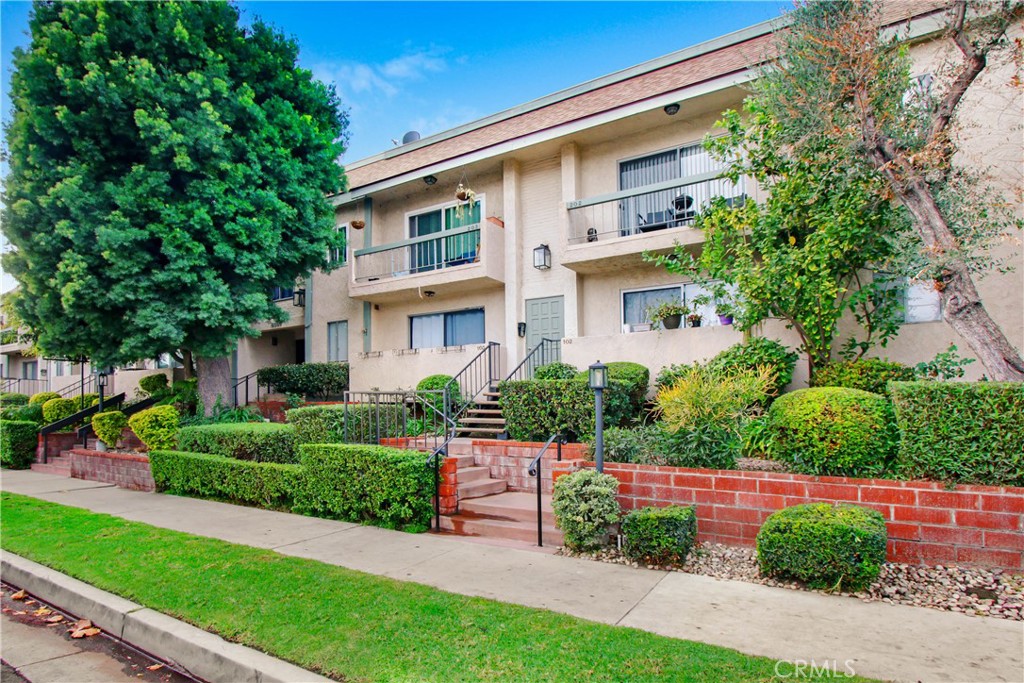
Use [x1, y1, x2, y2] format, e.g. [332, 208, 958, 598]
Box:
[401, 131, 421, 144]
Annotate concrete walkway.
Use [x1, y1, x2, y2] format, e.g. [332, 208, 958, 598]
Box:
[2, 470, 1022, 683]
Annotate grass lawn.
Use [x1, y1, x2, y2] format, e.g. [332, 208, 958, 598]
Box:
[0, 493, 873, 682]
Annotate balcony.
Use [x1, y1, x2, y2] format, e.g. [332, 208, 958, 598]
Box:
[350, 219, 505, 302]
[563, 172, 745, 274]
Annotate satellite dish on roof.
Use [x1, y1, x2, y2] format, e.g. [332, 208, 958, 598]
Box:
[402, 131, 421, 144]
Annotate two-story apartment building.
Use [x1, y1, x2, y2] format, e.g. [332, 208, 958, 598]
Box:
[229, 5, 1021, 394]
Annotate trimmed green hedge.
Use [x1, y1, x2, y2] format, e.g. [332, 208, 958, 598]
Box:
[708, 338, 798, 398]
[499, 378, 634, 442]
[42, 397, 79, 425]
[258, 362, 349, 400]
[575, 362, 650, 416]
[138, 373, 169, 396]
[811, 359, 916, 395]
[768, 388, 895, 477]
[0, 393, 29, 406]
[551, 469, 621, 552]
[150, 450, 300, 509]
[534, 362, 578, 380]
[622, 505, 697, 566]
[286, 403, 406, 445]
[29, 391, 61, 406]
[1, 420, 38, 469]
[293, 444, 433, 531]
[128, 405, 180, 451]
[890, 381, 1024, 486]
[92, 411, 128, 447]
[756, 503, 887, 591]
[1, 403, 44, 425]
[178, 423, 298, 463]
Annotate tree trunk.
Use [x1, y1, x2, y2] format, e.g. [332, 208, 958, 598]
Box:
[196, 356, 232, 415]
[180, 349, 196, 379]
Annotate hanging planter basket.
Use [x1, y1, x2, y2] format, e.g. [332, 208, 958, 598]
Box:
[351, 220, 365, 230]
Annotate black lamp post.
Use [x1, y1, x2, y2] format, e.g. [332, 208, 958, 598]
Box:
[97, 369, 109, 412]
[588, 360, 608, 473]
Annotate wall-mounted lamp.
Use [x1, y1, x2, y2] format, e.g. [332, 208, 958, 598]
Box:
[533, 244, 551, 270]
[663, 103, 681, 116]
[271, 336, 279, 347]
[292, 288, 306, 307]
[424, 175, 438, 185]
[517, 322, 527, 338]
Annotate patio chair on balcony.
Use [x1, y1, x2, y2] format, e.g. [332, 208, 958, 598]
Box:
[672, 194, 696, 224]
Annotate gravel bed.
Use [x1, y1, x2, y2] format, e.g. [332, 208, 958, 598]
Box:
[562, 543, 1024, 621]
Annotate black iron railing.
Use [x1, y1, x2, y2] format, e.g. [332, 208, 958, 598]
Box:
[444, 342, 501, 423]
[0, 377, 49, 396]
[505, 338, 562, 382]
[527, 432, 565, 547]
[339, 390, 452, 450]
[232, 371, 265, 407]
[57, 375, 96, 400]
[39, 392, 126, 463]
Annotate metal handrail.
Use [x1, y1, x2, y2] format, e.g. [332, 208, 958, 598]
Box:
[444, 341, 500, 427]
[58, 375, 96, 399]
[40, 393, 126, 463]
[504, 338, 562, 382]
[232, 371, 263, 407]
[527, 433, 565, 547]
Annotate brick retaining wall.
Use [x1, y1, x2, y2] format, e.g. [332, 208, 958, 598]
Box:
[552, 460, 1024, 571]
[68, 449, 155, 492]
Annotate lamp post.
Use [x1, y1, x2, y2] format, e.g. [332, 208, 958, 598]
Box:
[588, 360, 607, 473]
[97, 370, 109, 412]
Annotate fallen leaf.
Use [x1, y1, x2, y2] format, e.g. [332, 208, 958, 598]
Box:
[11, 590, 26, 600]
[147, 664, 164, 671]
[46, 615, 64, 623]
[71, 627, 101, 638]
[25, 600, 36, 606]
[33, 607, 52, 617]
[73, 619, 92, 631]
[13, 611, 26, 615]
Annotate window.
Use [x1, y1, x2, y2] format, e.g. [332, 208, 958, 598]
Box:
[327, 321, 348, 361]
[407, 199, 482, 273]
[876, 274, 942, 323]
[328, 224, 348, 266]
[156, 353, 183, 369]
[410, 308, 485, 349]
[54, 360, 66, 377]
[270, 286, 294, 301]
[622, 282, 727, 328]
[22, 361, 38, 380]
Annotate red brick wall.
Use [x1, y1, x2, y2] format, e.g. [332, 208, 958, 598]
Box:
[69, 449, 155, 492]
[452, 439, 588, 493]
[37, 433, 79, 462]
[551, 460, 1024, 571]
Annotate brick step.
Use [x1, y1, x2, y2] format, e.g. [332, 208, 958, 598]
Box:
[459, 491, 558, 526]
[31, 462, 71, 477]
[458, 478, 507, 499]
[449, 454, 476, 467]
[439, 515, 563, 546]
[457, 466, 492, 483]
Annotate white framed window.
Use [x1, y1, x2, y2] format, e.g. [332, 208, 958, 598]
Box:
[327, 321, 348, 361]
[328, 224, 348, 266]
[621, 282, 726, 328]
[876, 274, 942, 323]
[406, 196, 485, 273]
[410, 308, 485, 349]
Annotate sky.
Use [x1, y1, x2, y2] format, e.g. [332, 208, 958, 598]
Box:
[0, 1, 791, 291]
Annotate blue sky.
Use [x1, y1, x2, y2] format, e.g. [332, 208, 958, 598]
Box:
[1, 1, 790, 163]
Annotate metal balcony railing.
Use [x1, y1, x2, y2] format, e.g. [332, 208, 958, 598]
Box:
[566, 172, 746, 245]
[353, 224, 481, 282]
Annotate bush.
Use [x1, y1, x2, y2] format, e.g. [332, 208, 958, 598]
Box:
[76, 392, 100, 409]
[257, 362, 349, 400]
[416, 374, 457, 418]
[576, 362, 650, 416]
[811, 359, 915, 395]
[29, 391, 60, 405]
[178, 423, 298, 463]
[128, 405, 180, 451]
[0, 393, 29, 406]
[655, 363, 700, 392]
[586, 425, 667, 465]
[1, 403, 44, 425]
[659, 424, 741, 469]
[551, 469, 621, 552]
[0, 420, 38, 469]
[622, 506, 698, 566]
[138, 373, 169, 396]
[287, 403, 406, 445]
[756, 503, 887, 591]
[92, 411, 128, 447]
[534, 362, 578, 380]
[707, 338, 799, 398]
[42, 397, 79, 425]
[150, 450, 299, 509]
[768, 388, 895, 477]
[293, 444, 434, 531]
[499, 379, 633, 442]
[890, 381, 1024, 486]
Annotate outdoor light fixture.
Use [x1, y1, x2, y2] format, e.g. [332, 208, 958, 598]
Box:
[533, 244, 551, 270]
[517, 322, 527, 338]
[424, 175, 438, 185]
[292, 288, 306, 307]
[97, 371, 109, 389]
[589, 360, 608, 473]
[663, 103, 680, 116]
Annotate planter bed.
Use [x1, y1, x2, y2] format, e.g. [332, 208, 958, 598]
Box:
[68, 448, 154, 492]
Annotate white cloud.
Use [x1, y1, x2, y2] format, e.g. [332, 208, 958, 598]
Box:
[314, 47, 450, 101]
[409, 103, 485, 138]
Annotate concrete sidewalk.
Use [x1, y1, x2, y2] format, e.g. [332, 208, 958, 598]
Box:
[2, 470, 1021, 683]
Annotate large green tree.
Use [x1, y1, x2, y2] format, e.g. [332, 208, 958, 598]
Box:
[2, 1, 347, 408]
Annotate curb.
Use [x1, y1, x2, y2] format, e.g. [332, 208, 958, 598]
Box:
[1, 551, 332, 683]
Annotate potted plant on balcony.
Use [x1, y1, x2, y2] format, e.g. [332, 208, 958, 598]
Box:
[351, 219, 365, 230]
[687, 312, 703, 328]
[646, 301, 688, 330]
[454, 183, 477, 220]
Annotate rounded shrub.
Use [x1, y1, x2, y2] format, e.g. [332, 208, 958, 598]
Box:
[1, 402, 44, 425]
[0, 393, 29, 406]
[416, 374, 459, 416]
[77, 392, 100, 409]
[756, 503, 887, 591]
[551, 469, 621, 552]
[0, 420, 39, 469]
[575, 361, 650, 417]
[128, 405, 180, 451]
[707, 338, 798, 398]
[92, 410, 128, 447]
[138, 373, 170, 396]
[622, 505, 697, 566]
[534, 362, 578, 380]
[42, 397, 79, 425]
[29, 391, 61, 405]
[767, 387, 895, 477]
[811, 358, 916, 395]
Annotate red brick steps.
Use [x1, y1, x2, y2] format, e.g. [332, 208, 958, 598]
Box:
[440, 491, 563, 546]
[30, 455, 72, 477]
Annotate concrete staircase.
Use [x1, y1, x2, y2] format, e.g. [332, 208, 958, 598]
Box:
[31, 438, 97, 477]
[454, 387, 507, 438]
